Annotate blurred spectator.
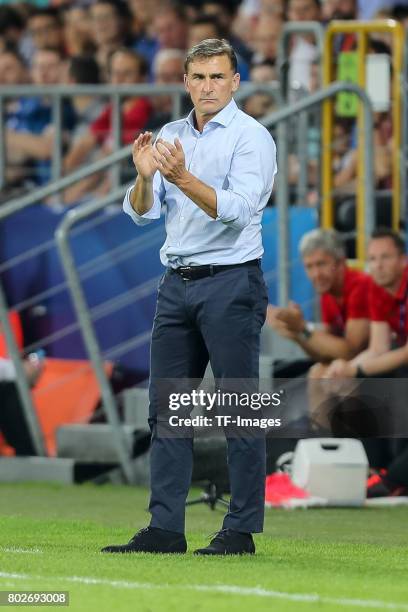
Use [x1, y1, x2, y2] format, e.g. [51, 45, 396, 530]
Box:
[146, 48, 186, 129]
[27, 7, 65, 55]
[200, 0, 253, 65]
[243, 91, 276, 119]
[63, 48, 151, 204]
[89, 0, 132, 80]
[323, 0, 357, 20]
[261, 0, 285, 16]
[0, 48, 28, 87]
[250, 15, 282, 65]
[249, 59, 277, 83]
[152, 3, 189, 52]
[331, 118, 357, 195]
[153, 48, 185, 85]
[358, 0, 408, 20]
[287, 0, 322, 20]
[5, 48, 75, 189]
[0, 5, 26, 54]
[62, 4, 95, 57]
[66, 55, 105, 140]
[392, 4, 408, 26]
[373, 112, 393, 189]
[188, 15, 222, 48]
[188, 15, 250, 80]
[287, 0, 321, 91]
[129, 0, 158, 67]
[128, 0, 159, 39]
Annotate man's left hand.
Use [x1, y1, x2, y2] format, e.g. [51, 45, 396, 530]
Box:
[154, 138, 188, 185]
[325, 359, 357, 379]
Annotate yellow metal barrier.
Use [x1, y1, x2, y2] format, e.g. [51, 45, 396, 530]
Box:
[322, 20, 404, 263]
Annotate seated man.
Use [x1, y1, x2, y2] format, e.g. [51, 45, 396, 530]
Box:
[325, 228, 408, 482]
[267, 228, 371, 431]
[328, 228, 408, 378]
[267, 228, 371, 376]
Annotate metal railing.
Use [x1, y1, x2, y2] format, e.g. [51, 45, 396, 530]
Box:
[260, 81, 374, 305]
[0, 82, 282, 192]
[277, 21, 325, 101]
[322, 20, 404, 250]
[0, 146, 135, 457]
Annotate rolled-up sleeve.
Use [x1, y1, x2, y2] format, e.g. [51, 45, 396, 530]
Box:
[215, 126, 277, 231]
[123, 169, 165, 226]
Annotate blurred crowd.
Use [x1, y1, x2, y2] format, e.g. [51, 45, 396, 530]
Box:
[0, 0, 407, 204]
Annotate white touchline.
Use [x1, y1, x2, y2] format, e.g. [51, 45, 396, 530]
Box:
[1, 548, 43, 554]
[0, 571, 407, 611]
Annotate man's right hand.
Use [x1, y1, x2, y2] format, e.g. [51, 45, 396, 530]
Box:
[266, 305, 297, 340]
[275, 301, 305, 334]
[132, 132, 159, 179]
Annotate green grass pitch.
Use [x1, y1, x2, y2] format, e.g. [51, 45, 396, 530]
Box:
[0, 482, 408, 611]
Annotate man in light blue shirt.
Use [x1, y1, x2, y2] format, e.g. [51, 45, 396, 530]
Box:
[102, 38, 277, 556]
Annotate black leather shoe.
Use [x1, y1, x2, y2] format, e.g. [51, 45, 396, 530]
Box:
[101, 526, 187, 554]
[194, 529, 255, 555]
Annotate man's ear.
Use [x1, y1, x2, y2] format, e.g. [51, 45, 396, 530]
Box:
[184, 73, 189, 94]
[232, 72, 240, 93]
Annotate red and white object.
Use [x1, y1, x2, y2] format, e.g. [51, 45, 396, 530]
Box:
[292, 438, 368, 506]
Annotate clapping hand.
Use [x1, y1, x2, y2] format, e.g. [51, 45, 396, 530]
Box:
[132, 132, 159, 179]
[153, 138, 187, 185]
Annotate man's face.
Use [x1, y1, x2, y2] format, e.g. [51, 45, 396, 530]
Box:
[331, 0, 356, 19]
[110, 52, 142, 85]
[188, 24, 218, 49]
[90, 2, 121, 46]
[31, 50, 61, 85]
[303, 249, 342, 294]
[252, 17, 282, 61]
[288, 0, 320, 21]
[154, 11, 187, 50]
[128, 0, 158, 25]
[250, 63, 276, 83]
[201, 3, 230, 28]
[0, 53, 27, 85]
[368, 238, 406, 290]
[184, 54, 239, 120]
[155, 57, 184, 84]
[153, 11, 187, 50]
[28, 15, 62, 51]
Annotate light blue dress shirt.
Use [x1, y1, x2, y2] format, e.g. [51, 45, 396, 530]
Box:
[123, 98, 277, 267]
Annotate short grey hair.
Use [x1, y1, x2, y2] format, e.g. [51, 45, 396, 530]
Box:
[153, 49, 185, 76]
[184, 38, 238, 74]
[299, 229, 345, 261]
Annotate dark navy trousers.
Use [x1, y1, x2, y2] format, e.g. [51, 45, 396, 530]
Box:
[147, 263, 268, 534]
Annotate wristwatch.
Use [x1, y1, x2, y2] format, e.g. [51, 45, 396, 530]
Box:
[299, 324, 313, 341]
[356, 365, 367, 378]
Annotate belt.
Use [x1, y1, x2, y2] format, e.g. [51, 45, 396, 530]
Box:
[170, 259, 260, 281]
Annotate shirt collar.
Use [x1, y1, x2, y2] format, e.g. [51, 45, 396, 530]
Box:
[186, 98, 238, 130]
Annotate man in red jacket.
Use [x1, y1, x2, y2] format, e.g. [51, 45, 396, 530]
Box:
[267, 228, 371, 430]
[267, 228, 370, 370]
[328, 228, 408, 378]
